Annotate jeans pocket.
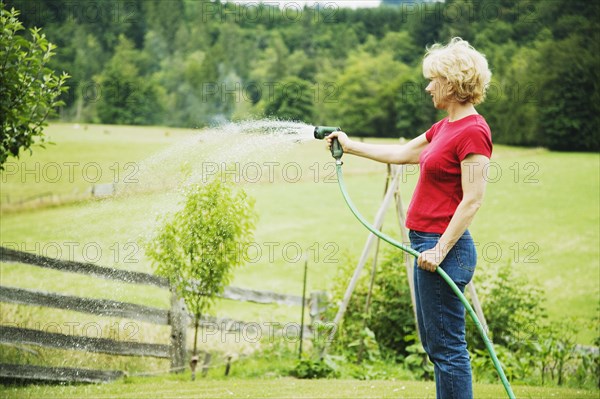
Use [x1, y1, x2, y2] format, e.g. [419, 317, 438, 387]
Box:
[454, 238, 477, 273]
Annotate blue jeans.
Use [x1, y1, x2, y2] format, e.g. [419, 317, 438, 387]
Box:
[410, 230, 477, 399]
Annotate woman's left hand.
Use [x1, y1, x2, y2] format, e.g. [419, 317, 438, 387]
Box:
[417, 246, 445, 272]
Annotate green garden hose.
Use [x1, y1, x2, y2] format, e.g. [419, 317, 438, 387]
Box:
[334, 161, 516, 399]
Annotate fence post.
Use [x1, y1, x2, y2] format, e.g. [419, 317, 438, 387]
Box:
[201, 352, 212, 377]
[309, 291, 328, 325]
[169, 289, 188, 372]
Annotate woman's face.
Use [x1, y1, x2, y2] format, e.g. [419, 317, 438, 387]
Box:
[425, 76, 452, 110]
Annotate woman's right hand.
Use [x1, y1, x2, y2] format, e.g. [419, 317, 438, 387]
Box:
[325, 130, 352, 153]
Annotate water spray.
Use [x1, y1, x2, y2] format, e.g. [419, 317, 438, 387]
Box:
[314, 126, 516, 399]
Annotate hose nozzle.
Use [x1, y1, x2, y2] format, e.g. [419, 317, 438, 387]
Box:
[314, 126, 343, 161]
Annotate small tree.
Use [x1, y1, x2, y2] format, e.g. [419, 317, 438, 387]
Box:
[0, 5, 69, 169]
[146, 177, 257, 379]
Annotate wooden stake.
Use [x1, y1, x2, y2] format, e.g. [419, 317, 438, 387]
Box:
[357, 166, 391, 363]
[322, 167, 401, 357]
[467, 282, 488, 333]
[392, 165, 420, 338]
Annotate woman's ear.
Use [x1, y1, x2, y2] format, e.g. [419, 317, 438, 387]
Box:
[444, 80, 454, 97]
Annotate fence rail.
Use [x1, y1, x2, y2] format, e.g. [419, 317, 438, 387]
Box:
[1, 185, 114, 208]
[0, 285, 169, 325]
[222, 286, 303, 306]
[0, 325, 171, 358]
[0, 246, 169, 287]
[0, 246, 323, 383]
[0, 246, 305, 305]
[0, 363, 124, 383]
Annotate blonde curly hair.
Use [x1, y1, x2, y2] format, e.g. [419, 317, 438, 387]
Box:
[423, 37, 492, 105]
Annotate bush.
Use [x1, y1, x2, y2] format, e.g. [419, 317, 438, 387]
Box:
[325, 254, 597, 389]
[0, 5, 69, 168]
[403, 338, 434, 381]
[467, 262, 547, 352]
[290, 357, 339, 379]
[326, 248, 417, 362]
[469, 266, 599, 389]
[368, 250, 417, 357]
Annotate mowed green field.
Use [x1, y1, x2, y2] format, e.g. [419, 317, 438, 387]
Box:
[0, 123, 599, 346]
[2, 376, 598, 399]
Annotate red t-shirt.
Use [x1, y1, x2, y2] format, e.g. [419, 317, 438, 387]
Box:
[405, 114, 493, 234]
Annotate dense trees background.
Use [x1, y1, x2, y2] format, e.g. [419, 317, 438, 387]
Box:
[5, 0, 599, 151]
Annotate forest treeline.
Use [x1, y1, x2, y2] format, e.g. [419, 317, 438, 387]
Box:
[6, 0, 599, 151]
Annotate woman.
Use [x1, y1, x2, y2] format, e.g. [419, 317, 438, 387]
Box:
[326, 37, 492, 399]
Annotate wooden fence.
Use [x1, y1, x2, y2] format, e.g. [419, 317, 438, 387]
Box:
[2, 183, 114, 207]
[0, 246, 321, 383]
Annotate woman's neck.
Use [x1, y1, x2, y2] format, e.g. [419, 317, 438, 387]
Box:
[446, 102, 478, 122]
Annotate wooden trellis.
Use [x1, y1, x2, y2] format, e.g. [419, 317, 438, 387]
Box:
[327, 163, 488, 353]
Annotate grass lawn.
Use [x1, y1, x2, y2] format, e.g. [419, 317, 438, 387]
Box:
[1, 376, 598, 399]
[0, 122, 599, 392]
[1, 123, 598, 343]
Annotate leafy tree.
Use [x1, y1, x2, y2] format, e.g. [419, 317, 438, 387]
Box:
[250, 32, 290, 84]
[381, 0, 432, 5]
[69, 26, 106, 121]
[439, 0, 477, 42]
[395, 67, 437, 138]
[142, 0, 185, 53]
[157, 50, 206, 127]
[261, 76, 315, 122]
[0, 5, 69, 169]
[479, 44, 540, 146]
[146, 177, 257, 379]
[533, 30, 600, 151]
[406, 0, 442, 48]
[286, 49, 317, 82]
[4, 0, 598, 150]
[94, 35, 163, 125]
[375, 31, 420, 65]
[214, 22, 263, 82]
[324, 50, 409, 137]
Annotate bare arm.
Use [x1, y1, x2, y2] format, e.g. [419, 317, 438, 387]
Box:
[417, 153, 489, 271]
[326, 131, 429, 165]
